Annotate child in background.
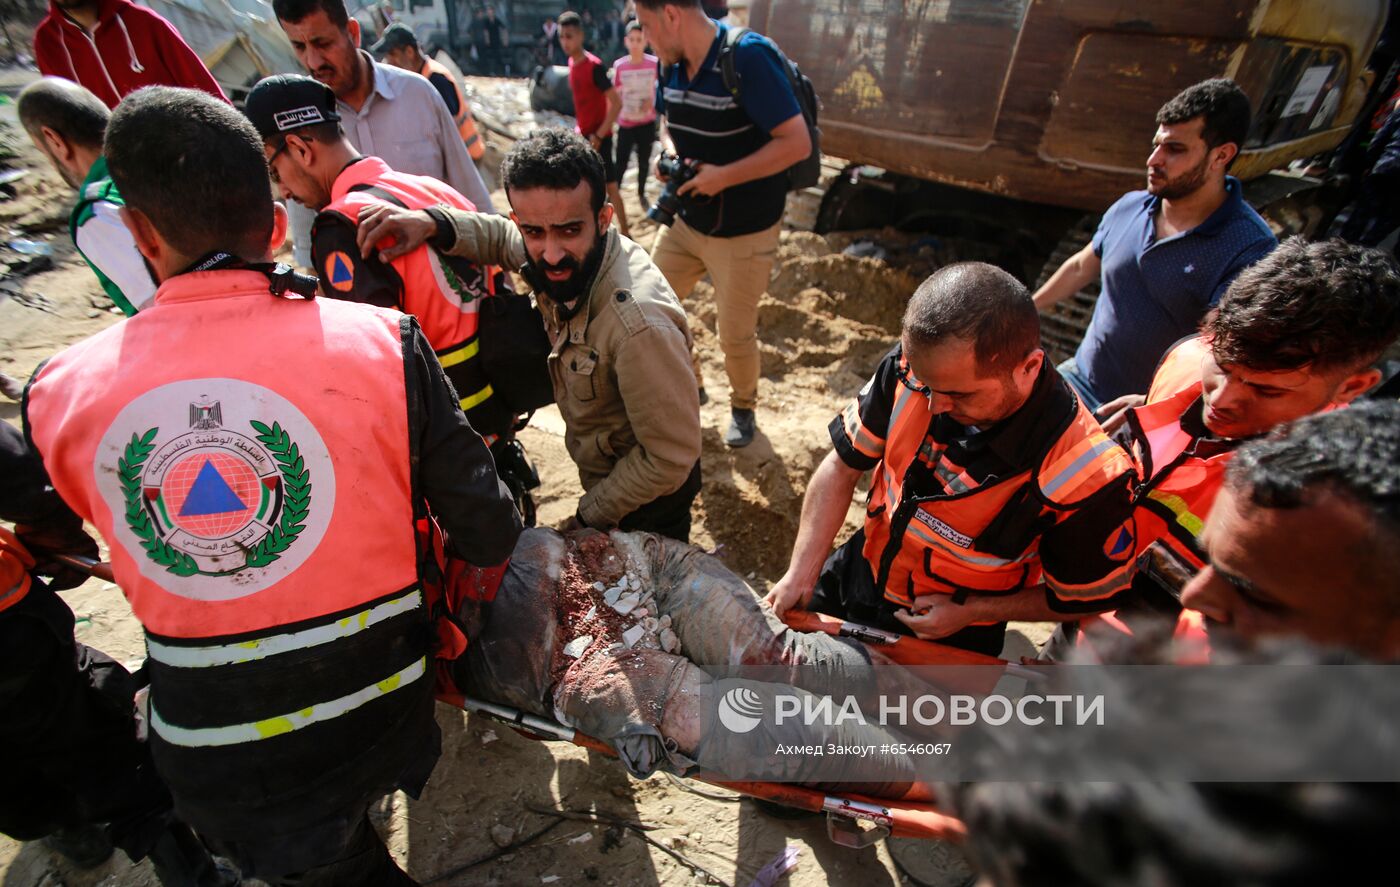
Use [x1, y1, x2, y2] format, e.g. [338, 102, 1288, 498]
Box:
[612, 21, 659, 212]
[560, 10, 628, 235]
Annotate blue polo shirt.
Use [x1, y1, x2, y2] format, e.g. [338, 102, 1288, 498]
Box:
[655, 22, 801, 236]
[1074, 177, 1276, 403]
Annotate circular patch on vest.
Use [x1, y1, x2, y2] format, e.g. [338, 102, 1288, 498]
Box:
[323, 250, 355, 292]
[94, 379, 337, 601]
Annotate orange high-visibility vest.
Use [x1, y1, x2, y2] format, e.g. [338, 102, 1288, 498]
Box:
[1147, 335, 1209, 404]
[1125, 338, 1234, 592]
[422, 57, 485, 160]
[27, 269, 419, 639]
[26, 268, 429, 753]
[861, 380, 1134, 609]
[0, 528, 33, 614]
[316, 156, 511, 436]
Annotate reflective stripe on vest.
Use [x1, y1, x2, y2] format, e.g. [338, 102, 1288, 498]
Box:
[422, 58, 485, 160]
[320, 161, 512, 437]
[442, 334, 498, 411]
[146, 589, 422, 668]
[150, 655, 427, 748]
[863, 380, 1133, 608]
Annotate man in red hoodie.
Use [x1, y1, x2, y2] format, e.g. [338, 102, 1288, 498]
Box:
[33, 0, 226, 108]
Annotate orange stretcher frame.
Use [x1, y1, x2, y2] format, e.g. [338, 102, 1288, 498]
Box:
[439, 609, 1046, 846]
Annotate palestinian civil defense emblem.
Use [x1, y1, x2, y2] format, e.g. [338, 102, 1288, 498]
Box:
[98, 379, 335, 600]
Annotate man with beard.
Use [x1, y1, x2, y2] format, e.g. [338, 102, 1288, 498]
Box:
[1180, 400, 1400, 660]
[243, 74, 515, 447]
[1034, 79, 1276, 411]
[356, 129, 703, 541]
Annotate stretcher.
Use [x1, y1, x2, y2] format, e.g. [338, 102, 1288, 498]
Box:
[52, 554, 1024, 847]
[440, 609, 1046, 849]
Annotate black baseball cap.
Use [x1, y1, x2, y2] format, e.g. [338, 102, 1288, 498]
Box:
[243, 74, 341, 142]
[370, 22, 418, 56]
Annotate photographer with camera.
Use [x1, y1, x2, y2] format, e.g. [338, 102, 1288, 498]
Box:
[636, 0, 812, 448]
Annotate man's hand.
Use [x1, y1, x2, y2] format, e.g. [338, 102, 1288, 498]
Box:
[356, 204, 437, 262]
[16, 521, 100, 592]
[1095, 393, 1146, 437]
[557, 513, 587, 534]
[589, 133, 605, 151]
[762, 572, 813, 619]
[677, 162, 732, 199]
[893, 594, 975, 640]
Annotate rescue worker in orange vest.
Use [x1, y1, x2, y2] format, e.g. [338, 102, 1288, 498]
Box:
[764, 263, 1138, 656]
[1089, 238, 1400, 639]
[21, 87, 522, 886]
[1, 422, 235, 885]
[1180, 400, 1400, 661]
[244, 74, 513, 442]
[372, 24, 487, 166]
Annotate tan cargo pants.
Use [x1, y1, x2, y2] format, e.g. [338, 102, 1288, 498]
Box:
[650, 217, 782, 411]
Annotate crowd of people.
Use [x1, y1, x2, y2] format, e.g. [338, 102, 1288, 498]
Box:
[2, 0, 1399, 885]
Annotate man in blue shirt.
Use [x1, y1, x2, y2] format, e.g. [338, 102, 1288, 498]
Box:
[1034, 79, 1276, 411]
[636, 0, 811, 447]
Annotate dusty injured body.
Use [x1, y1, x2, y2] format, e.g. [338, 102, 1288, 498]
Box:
[454, 529, 938, 796]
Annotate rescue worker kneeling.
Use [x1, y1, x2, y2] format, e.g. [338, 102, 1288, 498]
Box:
[21, 87, 522, 886]
[766, 264, 1137, 656]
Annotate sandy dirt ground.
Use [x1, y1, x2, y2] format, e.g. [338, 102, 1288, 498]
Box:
[0, 70, 1047, 887]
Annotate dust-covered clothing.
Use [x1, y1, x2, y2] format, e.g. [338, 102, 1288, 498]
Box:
[439, 211, 702, 531]
[455, 528, 925, 793]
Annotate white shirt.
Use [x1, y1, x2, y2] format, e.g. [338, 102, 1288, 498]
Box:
[337, 52, 495, 213]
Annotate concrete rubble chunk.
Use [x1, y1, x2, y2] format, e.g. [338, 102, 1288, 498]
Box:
[612, 594, 641, 616]
[622, 624, 647, 648]
[562, 635, 593, 658]
[659, 628, 679, 653]
[490, 823, 515, 847]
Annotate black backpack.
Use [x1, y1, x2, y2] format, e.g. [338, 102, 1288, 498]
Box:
[717, 27, 822, 192]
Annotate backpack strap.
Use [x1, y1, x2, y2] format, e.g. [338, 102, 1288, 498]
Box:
[718, 25, 748, 99]
[718, 26, 810, 122]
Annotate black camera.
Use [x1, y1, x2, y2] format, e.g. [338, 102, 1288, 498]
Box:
[647, 155, 701, 227]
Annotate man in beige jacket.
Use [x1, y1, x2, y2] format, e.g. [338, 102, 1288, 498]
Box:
[358, 128, 703, 541]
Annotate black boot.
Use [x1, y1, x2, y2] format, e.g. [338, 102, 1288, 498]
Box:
[146, 822, 241, 887]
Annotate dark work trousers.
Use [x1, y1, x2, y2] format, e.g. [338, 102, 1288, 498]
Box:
[0, 582, 172, 857]
[807, 530, 1008, 658]
[617, 460, 703, 543]
[210, 815, 416, 887]
[614, 119, 658, 201]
